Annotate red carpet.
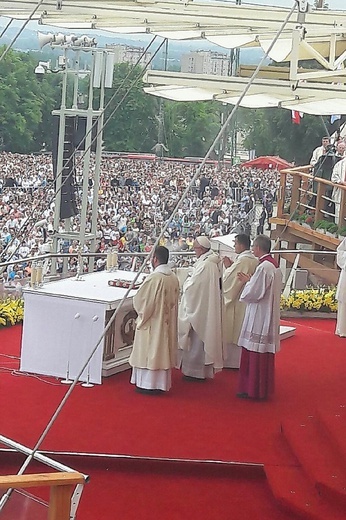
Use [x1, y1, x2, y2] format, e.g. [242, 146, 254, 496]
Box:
[1, 318, 346, 519]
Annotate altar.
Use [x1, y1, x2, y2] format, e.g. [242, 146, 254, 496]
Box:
[20, 270, 144, 385]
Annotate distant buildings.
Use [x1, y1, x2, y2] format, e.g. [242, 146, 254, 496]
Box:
[103, 45, 234, 75]
[106, 44, 152, 68]
[181, 50, 230, 76]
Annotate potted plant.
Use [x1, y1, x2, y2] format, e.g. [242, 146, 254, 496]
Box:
[291, 210, 300, 222]
[280, 286, 338, 318]
[338, 226, 346, 240]
[326, 223, 338, 237]
[298, 213, 309, 227]
[299, 213, 314, 228]
[314, 220, 327, 234]
[295, 213, 310, 227]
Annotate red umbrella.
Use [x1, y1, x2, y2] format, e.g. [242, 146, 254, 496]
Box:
[241, 156, 293, 171]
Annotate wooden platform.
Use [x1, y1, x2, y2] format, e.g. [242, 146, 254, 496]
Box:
[270, 165, 345, 286]
[271, 217, 340, 285]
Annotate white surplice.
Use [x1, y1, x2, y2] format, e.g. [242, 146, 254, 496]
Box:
[238, 258, 282, 354]
[222, 250, 258, 368]
[336, 237, 346, 338]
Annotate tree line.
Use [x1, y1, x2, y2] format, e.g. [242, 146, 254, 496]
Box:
[0, 46, 329, 164]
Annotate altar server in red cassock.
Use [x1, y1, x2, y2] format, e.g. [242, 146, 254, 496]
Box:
[236, 235, 282, 400]
[336, 236, 346, 338]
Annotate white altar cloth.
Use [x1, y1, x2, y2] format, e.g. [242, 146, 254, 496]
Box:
[20, 270, 143, 384]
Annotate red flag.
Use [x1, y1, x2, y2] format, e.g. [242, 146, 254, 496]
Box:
[291, 110, 301, 124]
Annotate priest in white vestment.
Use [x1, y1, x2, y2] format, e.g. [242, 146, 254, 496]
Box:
[237, 235, 282, 400]
[129, 246, 180, 393]
[336, 237, 346, 338]
[178, 236, 223, 381]
[222, 234, 258, 368]
[331, 157, 346, 224]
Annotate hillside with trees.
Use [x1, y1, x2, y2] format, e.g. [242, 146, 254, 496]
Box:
[0, 47, 330, 164]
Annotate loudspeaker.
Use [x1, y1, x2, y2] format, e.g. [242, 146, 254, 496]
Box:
[52, 115, 78, 220]
[65, 34, 77, 45]
[37, 32, 54, 49]
[74, 116, 97, 152]
[54, 33, 66, 45]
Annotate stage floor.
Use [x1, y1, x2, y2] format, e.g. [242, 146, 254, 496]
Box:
[1, 317, 344, 520]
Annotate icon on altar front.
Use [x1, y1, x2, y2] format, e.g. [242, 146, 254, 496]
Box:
[121, 310, 137, 346]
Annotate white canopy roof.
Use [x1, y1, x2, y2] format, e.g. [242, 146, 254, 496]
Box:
[143, 70, 346, 115]
[1, 1, 346, 52]
[2, 1, 346, 115]
[143, 85, 217, 102]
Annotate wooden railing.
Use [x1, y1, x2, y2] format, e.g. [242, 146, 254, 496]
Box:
[272, 164, 346, 285]
[0, 472, 85, 520]
[277, 165, 346, 227]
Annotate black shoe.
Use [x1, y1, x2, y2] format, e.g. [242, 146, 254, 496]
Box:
[182, 375, 206, 382]
[135, 386, 163, 395]
[236, 392, 249, 399]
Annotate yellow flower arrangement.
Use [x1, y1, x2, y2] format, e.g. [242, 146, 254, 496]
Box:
[0, 298, 24, 328]
[280, 286, 338, 313]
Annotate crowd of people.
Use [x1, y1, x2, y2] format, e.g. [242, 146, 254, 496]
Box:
[1, 146, 344, 402]
[0, 151, 280, 278]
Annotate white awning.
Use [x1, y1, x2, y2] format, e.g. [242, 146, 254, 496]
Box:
[2, 2, 346, 68]
[206, 34, 257, 49]
[142, 70, 346, 115]
[259, 38, 293, 62]
[143, 85, 217, 102]
[220, 93, 294, 109]
[2, 1, 346, 42]
[282, 99, 346, 116]
[152, 30, 207, 41]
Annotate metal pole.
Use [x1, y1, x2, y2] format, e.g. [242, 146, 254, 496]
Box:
[72, 50, 80, 109]
[90, 50, 106, 271]
[52, 48, 68, 275]
[78, 53, 95, 256]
